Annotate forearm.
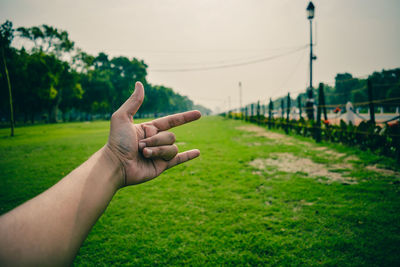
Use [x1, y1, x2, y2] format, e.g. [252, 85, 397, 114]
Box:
[0, 146, 123, 266]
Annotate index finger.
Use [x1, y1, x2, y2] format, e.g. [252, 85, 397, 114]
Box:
[151, 110, 201, 131]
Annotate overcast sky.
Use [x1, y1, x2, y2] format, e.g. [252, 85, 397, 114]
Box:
[1, 0, 399, 112]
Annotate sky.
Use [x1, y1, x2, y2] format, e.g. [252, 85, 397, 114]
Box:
[1, 0, 400, 112]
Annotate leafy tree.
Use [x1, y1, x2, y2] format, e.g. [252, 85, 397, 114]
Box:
[109, 56, 147, 111]
[193, 104, 212, 116]
[80, 67, 113, 116]
[58, 69, 83, 121]
[17, 24, 74, 59]
[2, 21, 200, 123]
[71, 48, 94, 73]
[0, 20, 15, 135]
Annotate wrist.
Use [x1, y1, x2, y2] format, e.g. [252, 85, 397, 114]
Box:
[100, 145, 126, 190]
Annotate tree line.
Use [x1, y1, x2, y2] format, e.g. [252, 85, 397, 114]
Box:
[0, 20, 211, 125]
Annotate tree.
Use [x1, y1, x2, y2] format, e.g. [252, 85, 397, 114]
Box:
[80, 68, 113, 117]
[2, 21, 203, 123]
[17, 24, 74, 59]
[16, 24, 76, 122]
[0, 20, 15, 136]
[58, 69, 83, 121]
[109, 56, 147, 111]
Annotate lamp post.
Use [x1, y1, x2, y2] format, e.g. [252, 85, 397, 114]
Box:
[306, 1, 316, 120]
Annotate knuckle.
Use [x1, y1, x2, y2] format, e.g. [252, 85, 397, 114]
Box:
[169, 132, 176, 143]
[168, 116, 181, 128]
[152, 146, 161, 154]
[172, 144, 178, 154]
[177, 154, 183, 164]
[111, 111, 123, 121]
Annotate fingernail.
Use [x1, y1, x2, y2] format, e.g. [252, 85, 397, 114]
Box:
[145, 148, 152, 157]
[139, 142, 146, 150]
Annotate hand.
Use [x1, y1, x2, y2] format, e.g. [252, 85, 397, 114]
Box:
[106, 82, 201, 187]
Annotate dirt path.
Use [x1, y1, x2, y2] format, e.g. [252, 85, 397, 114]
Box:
[237, 124, 400, 184]
[249, 153, 357, 184]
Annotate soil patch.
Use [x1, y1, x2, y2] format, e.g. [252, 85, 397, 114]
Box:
[366, 165, 400, 178]
[249, 153, 357, 184]
[236, 126, 351, 160]
[313, 146, 347, 158]
[345, 155, 360, 162]
[236, 125, 290, 140]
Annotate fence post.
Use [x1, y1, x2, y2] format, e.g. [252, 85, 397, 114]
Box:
[262, 103, 266, 119]
[368, 79, 375, 125]
[315, 83, 323, 142]
[320, 84, 328, 121]
[280, 98, 284, 131]
[268, 98, 273, 129]
[286, 93, 291, 134]
[297, 95, 302, 120]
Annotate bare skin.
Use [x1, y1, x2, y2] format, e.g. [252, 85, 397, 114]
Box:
[0, 82, 201, 266]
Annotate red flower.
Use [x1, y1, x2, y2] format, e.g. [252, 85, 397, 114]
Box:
[334, 107, 341, 114]
[323, 120, 330, 125]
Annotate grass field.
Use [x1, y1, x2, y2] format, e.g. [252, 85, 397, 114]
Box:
[1, 116, 400, 266]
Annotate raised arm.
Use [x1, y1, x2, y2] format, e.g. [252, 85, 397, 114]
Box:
[0, 82, 201, 266]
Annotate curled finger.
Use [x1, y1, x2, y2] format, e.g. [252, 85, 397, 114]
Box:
[143, 144, 178, 161]
[139, 131, 176, 150]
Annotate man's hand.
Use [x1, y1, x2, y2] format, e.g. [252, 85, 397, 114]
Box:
[106, 81, 201, 187]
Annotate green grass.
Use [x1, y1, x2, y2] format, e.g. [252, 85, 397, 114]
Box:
[1, 117, 400, 266]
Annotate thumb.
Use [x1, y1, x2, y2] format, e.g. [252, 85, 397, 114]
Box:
[121, 81, 145, 116]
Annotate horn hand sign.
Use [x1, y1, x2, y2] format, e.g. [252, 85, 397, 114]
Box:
[106, 81, 201, 187]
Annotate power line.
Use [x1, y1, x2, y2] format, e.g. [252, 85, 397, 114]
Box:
[149, 45, 308, 73]
[266, 48, 308, 100]
[69, 44, 309, 55]
[149, 45, 308, 68]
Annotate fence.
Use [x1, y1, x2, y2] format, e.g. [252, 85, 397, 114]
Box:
[224, 79, 400, 161]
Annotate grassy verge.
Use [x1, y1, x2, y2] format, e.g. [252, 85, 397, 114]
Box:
[0, 117, 399, 266]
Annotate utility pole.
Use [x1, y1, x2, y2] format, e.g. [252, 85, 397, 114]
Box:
[367, 79, 375, 125]
[306, 1, 317, 120]
[297, 95, 302, 119]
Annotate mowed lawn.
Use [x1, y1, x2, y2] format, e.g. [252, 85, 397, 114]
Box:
[1, 116, 400, 266]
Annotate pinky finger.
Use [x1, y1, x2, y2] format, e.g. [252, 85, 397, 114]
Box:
[166, 149, 200, 169]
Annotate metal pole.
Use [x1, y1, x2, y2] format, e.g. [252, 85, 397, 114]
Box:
[268, 98, 273, 129]
[316, 83, 323, 142]
[310, 19, 313, 90]
[368, 79, 375, 125]
[239, 82, 242, 113]
[297, 95, 302, 119]
[286, 93, 291, 134]
[306, 18, 315, 120]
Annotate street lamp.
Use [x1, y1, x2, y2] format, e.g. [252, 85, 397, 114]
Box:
[306, 1, 317, 120]
[306, 1, 315, 19]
